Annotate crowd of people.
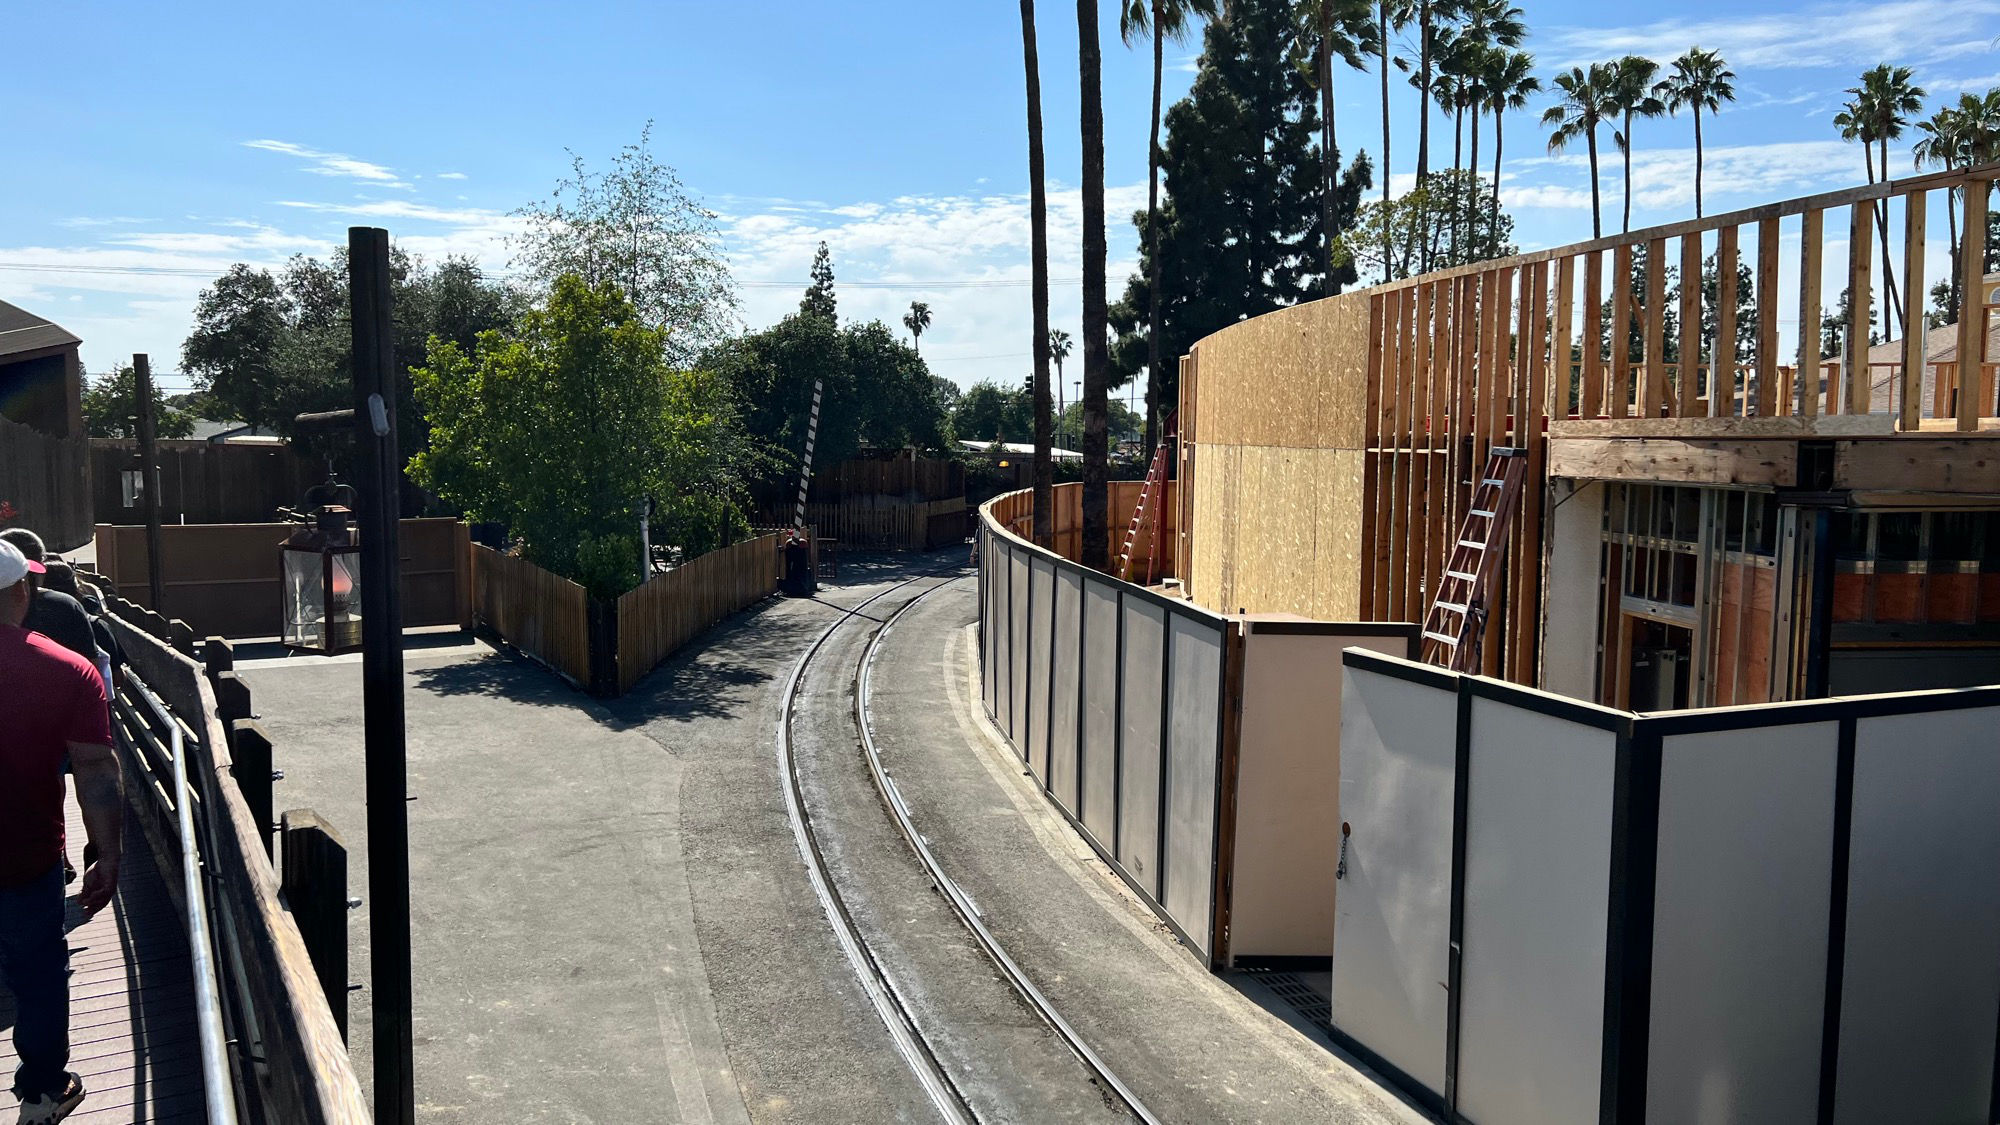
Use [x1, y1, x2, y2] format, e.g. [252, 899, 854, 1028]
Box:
[0, 527, 129, 1125]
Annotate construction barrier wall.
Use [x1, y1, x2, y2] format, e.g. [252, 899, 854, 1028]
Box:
[978, 486, 1416, 966]
[1335, 648, 2000, 1123]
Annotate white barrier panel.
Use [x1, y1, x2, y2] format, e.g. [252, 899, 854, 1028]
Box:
[1331, 660, 1457, 1101]
[1456, 692, 1619, 1125]
[1079, 579, 1120, 844]
[1834, 705, 2000, 1123]
[1007, 549, 1029, 747]
[1164, 613, 1224, 956]
[1027, 556, 1055, 780]
[1047, 567, 1083, 816]
[1648, 721, 1838, 1124]
[1117, 596, 1168, 897]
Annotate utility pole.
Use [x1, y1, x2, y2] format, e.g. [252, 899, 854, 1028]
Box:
[133, 353, 165, 614]
[349, 226, 414, 1125]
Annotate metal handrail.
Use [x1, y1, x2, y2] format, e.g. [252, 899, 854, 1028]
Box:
[123, 674, 241, 1125]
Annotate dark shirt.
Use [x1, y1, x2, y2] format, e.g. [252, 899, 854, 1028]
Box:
[0, 625, 112, 887]
[24, 589, 96, 664]
[90, 614, 123, 670]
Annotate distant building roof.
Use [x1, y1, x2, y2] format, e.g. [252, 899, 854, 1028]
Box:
[186, 418, 283, 444]
[0, 298, 82, 362]
[958, 439, 1084, 462]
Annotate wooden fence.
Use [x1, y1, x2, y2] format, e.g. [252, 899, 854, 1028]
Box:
[615, 533, 780, 694]
[96, 518, 472, 639]
[91, 438, 320, 525]
[749, 455, 964, 509]
[0, 414, 91, 551]
[473, 534, 781, 696]
[755, 496, 967, 550]
[989, 480, 1177, 577]
[470, 544, 593, 688]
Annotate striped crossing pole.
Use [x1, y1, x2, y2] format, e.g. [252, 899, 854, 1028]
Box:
[793, 379, 823, 532]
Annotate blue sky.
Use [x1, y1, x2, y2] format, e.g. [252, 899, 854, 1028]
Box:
[3, 0, 1998, 402]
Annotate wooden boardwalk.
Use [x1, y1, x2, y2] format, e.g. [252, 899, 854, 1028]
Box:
[0, 795, 206, 1123]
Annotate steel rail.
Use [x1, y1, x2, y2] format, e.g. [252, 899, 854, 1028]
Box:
[857, 577, 1163, 1125]
[124, 674, 241, 1125]
[776, 572, 978, 1125]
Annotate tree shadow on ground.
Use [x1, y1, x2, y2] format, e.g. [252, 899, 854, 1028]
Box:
[409, 648, 587, 710]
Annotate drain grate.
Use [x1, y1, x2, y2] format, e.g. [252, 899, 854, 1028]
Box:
[1241, 968, 1331, 1031]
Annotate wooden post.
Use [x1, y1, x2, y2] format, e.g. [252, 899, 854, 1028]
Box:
[1555, 255, 1577, 419]
[134, 353, 166, 615]
[232, 720, 276, 860]
[1798, 208, 1824, 416]
[213, 670, 253, 728]
[1901, 191, 1928, 430]
[204, 636, 234, 688]
[1644, 237, 1669, 418]
[1757, 219, 1781, 415]
[169, 619, 197, 658]
[1611, 244, 1634, 418]
[1959, 178, 1989, 431]
[1678, 233, 1702, 417]
[1847, 200, 1874, 414]
[1715, 225, 1739, 417]
[280, 809, 350, 1041]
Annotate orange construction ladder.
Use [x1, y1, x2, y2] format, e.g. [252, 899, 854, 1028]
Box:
[1420, 447, 1529, 672]
[1116, 413, 1176, 584]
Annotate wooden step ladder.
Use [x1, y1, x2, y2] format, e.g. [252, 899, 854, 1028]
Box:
[1420, 447, 1529, 672]
[1116, 413, 1176, 584]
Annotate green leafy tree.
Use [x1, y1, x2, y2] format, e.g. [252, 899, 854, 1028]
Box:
[1057, 397, 1142, 444]
[801, 242, 838, 323]
[1658, 47, 1735, 218]
[82, 364, 196, 439]
[511, 123, 736, 365]
[1122, 0, 1220, 457]
[181, 264, 287, 431]
[1109, 0, 1366, 424]
[952, 379, 1037, 443]
[1334, 168, 1514, 282]
[1542, 63, 1617, 238]
[410, 275, 745, 597]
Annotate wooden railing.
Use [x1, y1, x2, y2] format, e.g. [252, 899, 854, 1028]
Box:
[1353, 163, 2000, 684]
[615, 533, 779, 694]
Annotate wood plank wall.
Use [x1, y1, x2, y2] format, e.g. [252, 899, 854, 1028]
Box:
[470, 544, 593, 686]
[989, 480, 1177, 577]
[0, 414, 92, 551]
[756, 497, 967, 550]
[615, 533, 780, 694]
[1182, 163, 2000, 688]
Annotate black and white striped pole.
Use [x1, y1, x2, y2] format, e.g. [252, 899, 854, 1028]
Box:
[793, 378, 822, 532]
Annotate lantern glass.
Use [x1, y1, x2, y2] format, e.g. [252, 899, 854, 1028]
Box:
[281, 543, 363, 653]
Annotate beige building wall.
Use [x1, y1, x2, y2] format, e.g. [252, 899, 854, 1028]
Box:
[1182, 292, 1374, 621]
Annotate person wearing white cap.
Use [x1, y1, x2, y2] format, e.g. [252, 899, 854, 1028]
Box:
[0, 539, 122, 1124]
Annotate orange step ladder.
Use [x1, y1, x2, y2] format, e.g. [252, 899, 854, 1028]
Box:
[1116, 414, 1175, 584]
[1420, 447, 1528, 672]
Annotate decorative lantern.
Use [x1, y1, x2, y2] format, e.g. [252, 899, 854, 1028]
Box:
[281, 505, 362, 654]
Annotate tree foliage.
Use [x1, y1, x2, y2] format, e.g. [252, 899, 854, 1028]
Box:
[1335, 169, 1514, 282]
[511, 123, 737, 366]
[1109, 0, 1368, 415]
[409, 275, 751, 598]
[951, 379, 1036, 444]
[81, 364, 196, 439]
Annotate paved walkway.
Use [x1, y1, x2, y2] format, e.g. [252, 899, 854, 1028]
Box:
[0, 801, 203, 1124]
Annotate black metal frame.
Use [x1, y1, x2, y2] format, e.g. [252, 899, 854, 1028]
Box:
[1336, 645, 2000, 1124]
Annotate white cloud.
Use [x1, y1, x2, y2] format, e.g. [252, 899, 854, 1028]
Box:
[1540, 0, 2000, 72]
[436, 171, 469, 180]
[243, 139, 403, 184]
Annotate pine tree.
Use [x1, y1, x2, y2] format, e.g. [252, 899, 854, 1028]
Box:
[800, 242, 837, 322]
[1108, 0, 1367, 406]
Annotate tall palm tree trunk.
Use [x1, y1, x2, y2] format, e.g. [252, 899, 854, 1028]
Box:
[1490, 109, 1504, 239]
[1416, 0, 1432, 180]
[1692, 107, 1704, 218]
[1876, 135, 1902, 338]
[1468, 101, 1482, 252]
[1621, 110, 1634, 232]
[1078, 0, 1111, 570]
[1587, 126, 1602, 239]
[1143, 5, 1166, 459]
[1379, 2, 1393, 279]
[1947, 182, 1962, 322]
[1022, 0, 1054, 546]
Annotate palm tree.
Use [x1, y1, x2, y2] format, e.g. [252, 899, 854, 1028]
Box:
[1079, 0, 1111, 569]
[1607, 55, 1665, 233]
[1484, 49, 1540, 241]
[1377, 0, 1412, 275]
[1657, 47, 1735, 219]
[1456, 0, 1526, 244]
[1913, 101, 1966, 320]
[1543, 63, 1616, 238]
[1293, 0, 1373, 295]
[1120, 0, 1217, 459]
[1048, 328, 1073, 385]
[902, 300, 932, 355]
[1848, 64, 1926, 338]
[1019, 1, 1054, 545]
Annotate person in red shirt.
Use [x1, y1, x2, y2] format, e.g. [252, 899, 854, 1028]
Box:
[0, 540, 122, 1124]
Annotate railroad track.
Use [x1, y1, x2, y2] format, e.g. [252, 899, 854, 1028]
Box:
[777, 570, 1161, 1125]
